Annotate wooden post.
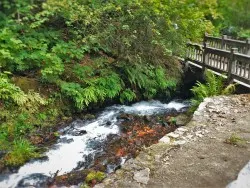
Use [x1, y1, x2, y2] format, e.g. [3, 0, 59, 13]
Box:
[246, 38, 250, 55]
[203, 33, 208, 47]
[202, 42, 208, 73]
[221, 35, 227, 49]
[228, 48, 238, 82]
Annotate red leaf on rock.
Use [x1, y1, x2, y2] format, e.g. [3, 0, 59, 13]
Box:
[116, 148, 126, 157]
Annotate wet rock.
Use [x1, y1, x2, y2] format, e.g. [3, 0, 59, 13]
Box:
[118, 113, 133, 121]
[106, 134, 120, 141]
[17, 173, 49, 187]
[175, 114, 190, 126]
[72, 130, 87, 136]
[167, 108, 178, 115]
[106, 121, 112, 126]
[133, 168, 150, 184]
[84, 114, 96, 120]
[59, 137, 74, 144]
[106, 164, 121, 174]
[86, 140, 103, 150]
[35, 155, 49, 162]
[144, 115, 151, 122]
[162, 122, 169, 127]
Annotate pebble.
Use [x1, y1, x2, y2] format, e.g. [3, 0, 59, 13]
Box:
[173, 140, 186, 146]
[133, 168, 150, 184]
[167, 132, 179, 139]
[176, 127, 188, 132]
[159, 136, 171, 144]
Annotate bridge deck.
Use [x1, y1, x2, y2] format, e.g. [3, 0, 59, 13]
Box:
[186, 40, 250, 88]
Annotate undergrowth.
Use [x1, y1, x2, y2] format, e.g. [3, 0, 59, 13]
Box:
[0, 0, 210, 168]
[190, 70, 236, 111]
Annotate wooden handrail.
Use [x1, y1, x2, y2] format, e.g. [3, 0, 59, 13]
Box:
[186, 41, 250, 87]
[204, 34, 250, 55]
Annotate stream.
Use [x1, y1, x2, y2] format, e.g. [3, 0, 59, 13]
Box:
[0, 100, 188, 187]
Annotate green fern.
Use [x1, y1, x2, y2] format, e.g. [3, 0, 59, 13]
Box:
[222, 84, 236, 95]
[123, 64, 174, 99]
[120, 89, 136, 103]
[191, 70, 236, 111]
[60, 70, 123, 109]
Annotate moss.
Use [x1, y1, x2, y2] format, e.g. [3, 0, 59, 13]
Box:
[225, 133, 247, 147]
[4, 139, 39, 166]
[85, 171, 106, 183]
[12, 77, 40, 93]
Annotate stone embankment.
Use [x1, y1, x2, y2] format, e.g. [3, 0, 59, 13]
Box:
[95, 94, 250, 188]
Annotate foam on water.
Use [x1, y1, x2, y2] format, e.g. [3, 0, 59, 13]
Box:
[0, 100, 187, 187]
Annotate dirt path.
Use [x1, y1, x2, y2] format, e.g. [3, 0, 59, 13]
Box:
[95, 94, 250, 188]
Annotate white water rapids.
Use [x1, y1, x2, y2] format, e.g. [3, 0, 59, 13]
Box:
[0, 100, 187, 187]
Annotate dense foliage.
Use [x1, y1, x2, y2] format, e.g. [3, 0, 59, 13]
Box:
[211, 0, 250, 38]
[0, 0, 245, 168]
[190, 70, 236, 111]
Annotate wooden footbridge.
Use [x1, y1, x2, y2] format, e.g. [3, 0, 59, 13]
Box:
[186, 35, 250, 88]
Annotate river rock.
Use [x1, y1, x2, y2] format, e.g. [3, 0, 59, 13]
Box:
[59, 137, 74, 144]
[17, 173, 49, 187]
[167, 132, 179, 139]
[118, 113, 133, 121]
[106, 121, 112, 126]
[72, 130, 87, 136]
[133, 168, 150, 184]
[173, 140, 186, 146]
[175, 114, 190, 126]
[159, 136, 171, 144]
[144, 115, 151, 122]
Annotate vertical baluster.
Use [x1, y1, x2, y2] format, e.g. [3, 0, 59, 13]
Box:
[224, 57, 227, 71]
[219, 56, 222, 70]
[228, 48, 238, 81]
[243, 62, 246, 78]
[216, 55, 219, 68]
[212, 54, 215, 66]
[239, 61, 242, 76]
[213, 54, 216, 67]
[202, 42, 208, 71]
[196, 49, 198, 61]
[221, 35, 227, 50]
[248, 63, 250, 79]
[220, 56, 223, 70]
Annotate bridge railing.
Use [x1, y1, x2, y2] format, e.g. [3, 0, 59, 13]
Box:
[186, 42, 250, 85]
[204, 35, 250, 55]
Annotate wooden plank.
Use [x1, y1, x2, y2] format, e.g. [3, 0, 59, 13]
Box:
[186, 42, 250, 87]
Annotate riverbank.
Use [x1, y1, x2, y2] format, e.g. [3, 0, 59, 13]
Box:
[95, 94, 250, 188]
[0, 100, 189, 187]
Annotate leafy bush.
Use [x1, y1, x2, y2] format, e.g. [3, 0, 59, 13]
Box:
[123, 64, 177, 99]
[0, 0, 217, 168]
[4, 139, 38, 166]
[85, 171, 106, 183]
[190, 70, 236, 110]
[0, 73, 46, 110]
[120, 89, 136, 104]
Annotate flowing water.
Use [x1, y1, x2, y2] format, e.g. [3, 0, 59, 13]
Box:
[0, 100, 188, 187]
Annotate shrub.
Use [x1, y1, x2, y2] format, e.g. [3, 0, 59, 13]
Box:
[4, 139, 38, 166]
[190, 70, 236, 111]
[85, 171, 106, 183]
